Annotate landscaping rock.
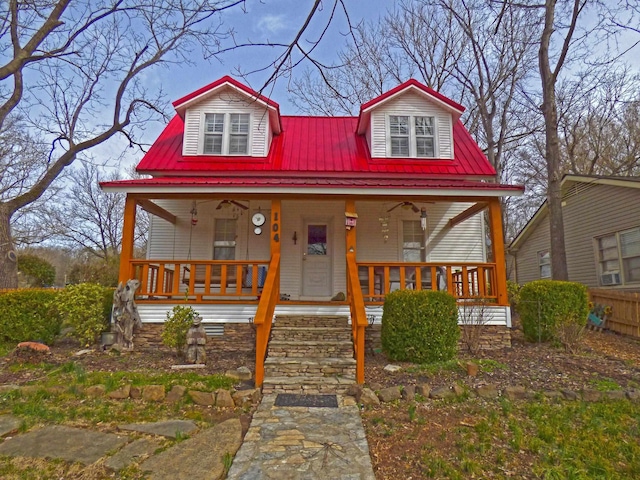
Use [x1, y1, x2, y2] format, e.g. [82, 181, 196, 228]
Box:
[46, 385, 66, 395]
[140, 418, 243, 480]
[189, 390, 215, 406]
[475, 384, 499, 399]
[466, 362, 479, 377]
[104, 438, 160, 471]
[402, 385, 416, 402]
[383, 364, 402, 373]
[452, 384, 466, 397]
[345, 384, 363, 400]
[16, 341, 50, 353]
[215, 389, 235, 408]
[225, 366, 252, 381]
[130, 386, 142, 399]
[142, 385, 165, 402]
[359, 388, 381, 407]
[232, 388, 261, 408]
[166, 385, 187, 403]
[605, 390, 626, 400]
[626, 389, 640, 402]
[415, 384, 431, 399]
[561, 389, 579, 400]
[108, 384, 131, 400]
[0, 414, 22, 437]
[430, 386, 454, 400]
[582, 389, 602, 402]
[377, 386, 402, 403]
[118, 420, 198, 439]
[543, 390, 562, 399]
[73, 349, 93, 356]
[503, 386, 528, 400]
[0, 425, 127, 464]
[19, 385, 41, 396]
[86, 385, 106, 398]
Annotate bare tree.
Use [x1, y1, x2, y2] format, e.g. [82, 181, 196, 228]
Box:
[0, 0, 356, 288]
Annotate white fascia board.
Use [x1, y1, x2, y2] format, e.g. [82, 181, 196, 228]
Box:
[176, 82, 276, 112]
[101, 185, 523, 197]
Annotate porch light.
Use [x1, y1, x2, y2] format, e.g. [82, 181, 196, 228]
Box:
[190, 201, 198, 226]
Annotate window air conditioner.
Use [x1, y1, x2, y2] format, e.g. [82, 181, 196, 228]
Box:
[600, 272, 621, 286]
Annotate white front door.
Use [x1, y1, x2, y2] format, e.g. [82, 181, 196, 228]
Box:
[302, 221, 332, 297]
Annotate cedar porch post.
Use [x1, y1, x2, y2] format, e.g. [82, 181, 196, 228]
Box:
[488, 198, 508, 305]
[119, 194, 137, 284]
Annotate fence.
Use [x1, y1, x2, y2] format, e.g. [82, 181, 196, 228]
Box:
[589, 288, 640, 339]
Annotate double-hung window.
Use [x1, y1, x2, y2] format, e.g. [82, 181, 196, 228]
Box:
[213, 219, 237, 260]
[203, 113, 250, 155]
[388, 115, 437, 158]
[538, 250, 551, 279]
[402, 220, 423, 262]
[596, 226, 640, 285]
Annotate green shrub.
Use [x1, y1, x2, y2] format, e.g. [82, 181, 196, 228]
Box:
[17, 253, 56, 287]
[507, 280, 521, 311]
[57, 283, 113, 347]
[0, 289, 61, 345]
[162, 305, 199, 355]
[381, 290, 459, 363]
[518, 280, 588, 343]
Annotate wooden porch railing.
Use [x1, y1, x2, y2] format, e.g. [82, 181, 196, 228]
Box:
[128, 259, 270, 301]
[346, 252, 367, 384]
[589, 288, 640, 338]
[254, 253, 281, 387]
[356, 261, 499, 303]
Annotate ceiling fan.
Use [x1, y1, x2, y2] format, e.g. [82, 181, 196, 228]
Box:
[387, 201, 420, 213]
[216, 200, 249, 210]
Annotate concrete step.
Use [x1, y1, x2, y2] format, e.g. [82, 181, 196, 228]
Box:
[267, 340, 354, 358]
[270, 326, 352, 342]
[274, 315, 349, 328]
[262, 375, 356, 395]
[264, 356, 356, 377]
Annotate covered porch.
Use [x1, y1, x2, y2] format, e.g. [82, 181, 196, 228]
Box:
[118, 193, 509, 386]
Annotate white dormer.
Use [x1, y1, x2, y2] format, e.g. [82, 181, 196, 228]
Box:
[356, 79, 464, 160]
[172, 76, 281, 158]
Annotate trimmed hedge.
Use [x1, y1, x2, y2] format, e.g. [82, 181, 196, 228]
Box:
[57, 283, 114, 347]
[518, 280, 589, 343]
[0, 289, 61, 345]
[381, 289, 459, 363]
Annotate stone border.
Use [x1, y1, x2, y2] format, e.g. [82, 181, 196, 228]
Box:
[1, 383, 262, 409]
[346, 383, 640, 406]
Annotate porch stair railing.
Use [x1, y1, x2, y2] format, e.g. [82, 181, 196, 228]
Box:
[254, 252, 281, 387]
[347, 251, 367, 384]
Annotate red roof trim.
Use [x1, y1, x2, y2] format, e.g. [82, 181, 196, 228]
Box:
[172, 75, 279, 110]
[360, 79, 465, 113]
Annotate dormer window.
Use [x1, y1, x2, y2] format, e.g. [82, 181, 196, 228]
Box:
[203, 113, 250, 155]
[388, 115, 437, 158]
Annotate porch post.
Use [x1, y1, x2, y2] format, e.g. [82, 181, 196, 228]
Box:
[488, 198, 508, 305]
[119, 194, 137, 284]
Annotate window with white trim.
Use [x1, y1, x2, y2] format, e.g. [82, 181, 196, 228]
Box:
[388, 115, 437, 158]
[203, 113, 250, 155]
[596, 227, 640, 285]
[538, 250, 551, 279]
[403, 221, 423, 262]
[213, 219, 237, 260]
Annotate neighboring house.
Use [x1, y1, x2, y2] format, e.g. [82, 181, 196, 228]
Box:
[102, 76, 523, 385]
[509, 175, 640, 290]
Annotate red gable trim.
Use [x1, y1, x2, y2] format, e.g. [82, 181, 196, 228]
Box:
[172, 75, 279, 110]
[356, 79, 465, 135]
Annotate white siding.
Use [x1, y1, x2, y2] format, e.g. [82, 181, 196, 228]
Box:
[181, 89, 271, 157]
[354, 201, 484, 263]
[138, 303, 510, 326]
[368, 91, 454, 159]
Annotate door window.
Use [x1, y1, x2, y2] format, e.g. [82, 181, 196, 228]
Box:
[307, 225, 327, 255]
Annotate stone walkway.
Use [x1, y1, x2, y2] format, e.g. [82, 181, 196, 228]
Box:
[227, 394, 376, 480]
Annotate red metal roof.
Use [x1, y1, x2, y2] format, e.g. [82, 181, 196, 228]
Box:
[136, 116, 497, 177]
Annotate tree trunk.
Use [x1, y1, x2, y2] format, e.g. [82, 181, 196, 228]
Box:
[0, 204, 18, 289]
[539, 0, 569, 281]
